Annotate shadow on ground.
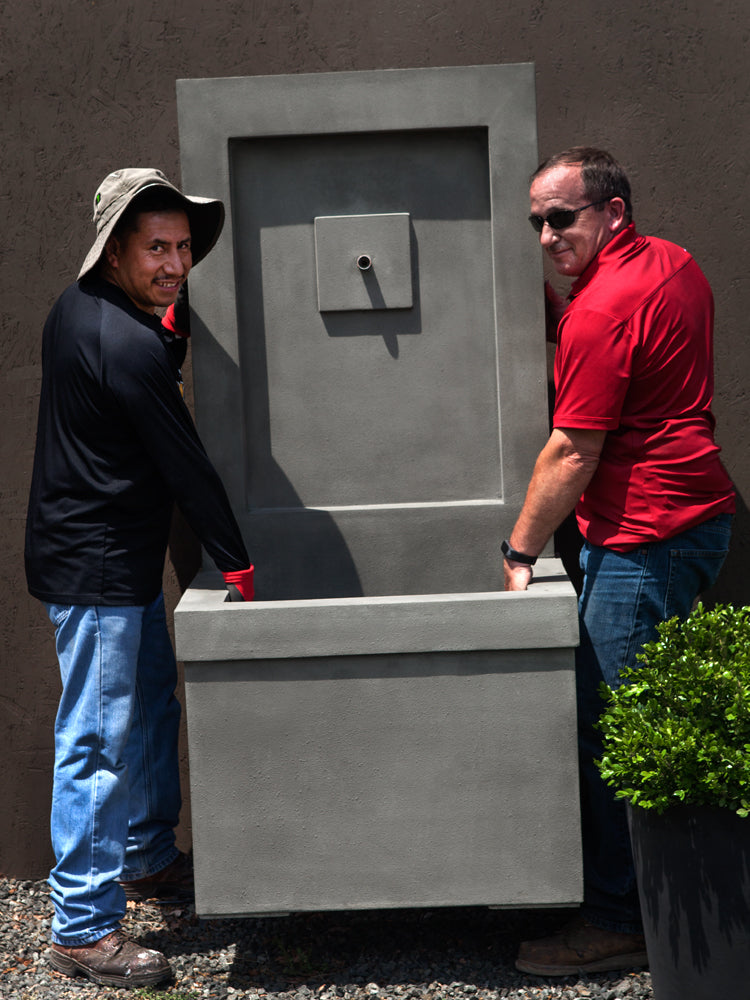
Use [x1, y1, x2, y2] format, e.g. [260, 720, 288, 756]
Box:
[136, 905, 585, 994]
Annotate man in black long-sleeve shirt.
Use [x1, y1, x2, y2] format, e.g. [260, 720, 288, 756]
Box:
[25, 168, 254, 989]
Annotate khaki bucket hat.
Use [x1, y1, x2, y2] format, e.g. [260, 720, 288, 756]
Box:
[78, 167, 225, 280]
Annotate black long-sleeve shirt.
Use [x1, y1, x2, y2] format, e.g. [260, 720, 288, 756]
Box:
[25, 277, 249, 605]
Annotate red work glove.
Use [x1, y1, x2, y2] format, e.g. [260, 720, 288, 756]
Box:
[162, 282, 191, 338]
[222, 566, 255, 602]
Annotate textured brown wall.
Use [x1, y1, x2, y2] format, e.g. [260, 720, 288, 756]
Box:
[2, 0, 748, 877]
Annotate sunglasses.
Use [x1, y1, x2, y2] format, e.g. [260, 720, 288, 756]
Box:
[528, 198, 611, 233]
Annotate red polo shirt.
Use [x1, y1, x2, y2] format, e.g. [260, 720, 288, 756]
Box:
[553, 224, 735, 550]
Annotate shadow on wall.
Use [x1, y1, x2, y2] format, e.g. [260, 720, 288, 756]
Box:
[706, 488, 749, 608]
[168, 463, 364, 601]
[190, 311, 364, 602]
[169, 506, 203, 593]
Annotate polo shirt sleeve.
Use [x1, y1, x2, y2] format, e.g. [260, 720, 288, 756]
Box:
[552, 306, 634, 431]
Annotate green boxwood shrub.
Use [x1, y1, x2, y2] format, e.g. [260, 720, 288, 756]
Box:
[597, 603, 750, 816]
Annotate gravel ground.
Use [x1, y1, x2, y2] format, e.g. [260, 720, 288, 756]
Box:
[0, 877, 652, 1000]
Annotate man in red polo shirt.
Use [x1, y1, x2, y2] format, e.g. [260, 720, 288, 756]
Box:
[503, 148, 735, 975]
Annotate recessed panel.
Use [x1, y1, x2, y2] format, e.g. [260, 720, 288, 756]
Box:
[231, 128, 496, 510]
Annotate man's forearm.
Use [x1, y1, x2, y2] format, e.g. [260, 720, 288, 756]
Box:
[504, 427, 605, 589]
[510, 428, 603, 554]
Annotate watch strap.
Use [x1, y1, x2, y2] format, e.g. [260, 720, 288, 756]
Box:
[501, 539, 537, 566]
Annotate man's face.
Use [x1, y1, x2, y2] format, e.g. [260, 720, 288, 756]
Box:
[529, 164, 624, 278]
[104, 210, 192, 313]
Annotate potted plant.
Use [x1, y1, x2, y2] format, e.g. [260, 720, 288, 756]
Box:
[597, 603, 750, 1000]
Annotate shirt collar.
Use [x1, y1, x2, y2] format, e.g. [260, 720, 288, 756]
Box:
[80, 274, 165, 332]
[569, 222, 639, 298]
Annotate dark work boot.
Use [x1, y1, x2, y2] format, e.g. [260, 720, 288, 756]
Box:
[49, 930, 171, 987]
[118, 850, 194, 903]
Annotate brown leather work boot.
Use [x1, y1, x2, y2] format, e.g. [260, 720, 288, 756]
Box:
[119, 850, 194, 903]
[515, 916, 648, 976]
[49, 929, 171, 987]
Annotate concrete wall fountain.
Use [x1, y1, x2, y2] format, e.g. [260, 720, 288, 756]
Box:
[174, 63, 581, 917]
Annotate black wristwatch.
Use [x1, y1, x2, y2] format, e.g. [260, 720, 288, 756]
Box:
[501, 539, 537, 566]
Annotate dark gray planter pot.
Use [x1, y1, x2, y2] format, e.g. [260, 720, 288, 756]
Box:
[627, 803, 750, 999]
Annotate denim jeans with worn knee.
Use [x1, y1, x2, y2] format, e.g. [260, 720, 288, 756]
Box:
[576, 513, 732, 934]
[46, 592, 182, 945]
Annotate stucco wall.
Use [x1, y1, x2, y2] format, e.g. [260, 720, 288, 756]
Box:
[2, 0, 748, 876]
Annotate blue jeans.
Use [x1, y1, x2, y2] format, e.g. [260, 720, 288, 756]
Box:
[46, 593, 182, 945]
[576, 514, 732, 933]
